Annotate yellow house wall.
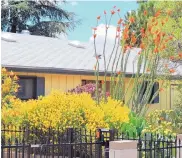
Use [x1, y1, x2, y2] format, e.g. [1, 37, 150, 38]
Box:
[15, 72, 181, 112]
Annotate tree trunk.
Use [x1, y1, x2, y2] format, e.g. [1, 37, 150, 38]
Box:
[10, 24, 17, 33]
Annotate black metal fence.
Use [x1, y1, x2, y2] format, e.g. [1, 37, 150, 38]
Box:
[1, 125, 182, 158]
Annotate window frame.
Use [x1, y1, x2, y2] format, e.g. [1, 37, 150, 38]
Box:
[17, 76, 37, 100]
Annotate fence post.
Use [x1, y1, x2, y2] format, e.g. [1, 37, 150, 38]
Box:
[104, 129, 114, 158]
[109, 140, 138, 158]
[95, 129, 102, 158]
[68, 128, 73, 158]
[177, 134, 182, 158]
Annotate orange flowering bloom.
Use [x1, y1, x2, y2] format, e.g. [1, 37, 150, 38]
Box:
[144, 10, 147, 16]
[146, 68, 150, 72]
[161, 44, 166, 50]
[117, 18, 123, 24]
[97, 16, 101, 20]
[160, 117, 164, 120]
[162, 32, 166, 37]
[140, 28, 145, 34]
[152, 17, 156, 23]
[169, 69, 175, 73]
[92, 27, 97, 31]
[161, 20, 165, 26]
[170, 56, 174, 60]
[167, 10, 172, 16]
[178, 52, 182, 58]
[148, 25, 152, 33]
[117, 71, 121, 75]
[155, 10, 161, 17]
[154, 21, 158, 26]
[140, 43, 145, 49]
[159, 88, 164, 92]
[117, 26, 121, 32]
[123, 26, 129, 40]
[168, 35, 173, 40]
[129, 16, 135, 23]
[104, 10, 106, 14]
[111, 10, 115, 15]
[131, 34, 137, 44]
[101, 80, 105, 84]
[165, 17, 168, 22]
[154, 47, 159, 53]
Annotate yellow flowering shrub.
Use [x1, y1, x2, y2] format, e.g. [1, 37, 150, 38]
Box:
[143, 109, 177, 136]
[2, 91, 130, 132]
[1, 68, 20, 108]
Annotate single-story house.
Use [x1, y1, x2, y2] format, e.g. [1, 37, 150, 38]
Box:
[1, 32, 182, 110]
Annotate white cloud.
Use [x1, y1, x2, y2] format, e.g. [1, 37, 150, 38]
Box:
[70, 1, 78, 6]
[89, 23, 122, 45]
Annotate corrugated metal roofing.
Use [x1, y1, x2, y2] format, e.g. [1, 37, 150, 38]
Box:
[1, 32, 182, 78]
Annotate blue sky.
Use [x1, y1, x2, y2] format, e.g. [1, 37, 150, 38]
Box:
[62, 1, 139, 42]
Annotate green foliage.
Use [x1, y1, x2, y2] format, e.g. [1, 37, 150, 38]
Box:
[121, 112, 146, 137]
[1, 0, 80, 37]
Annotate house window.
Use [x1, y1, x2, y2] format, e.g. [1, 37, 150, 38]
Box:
[17, 76, 45, 100]
[17, 77, 36, 100]
[139, 82, 159, 104]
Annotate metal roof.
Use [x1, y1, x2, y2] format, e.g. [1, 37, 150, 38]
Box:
[1, 32, 182, 78]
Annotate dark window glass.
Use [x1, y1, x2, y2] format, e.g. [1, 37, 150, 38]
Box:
[17, 78, 36, 100]
[140, 82, 159, 104]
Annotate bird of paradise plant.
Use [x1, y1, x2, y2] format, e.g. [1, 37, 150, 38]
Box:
[92, 6, 179, 116]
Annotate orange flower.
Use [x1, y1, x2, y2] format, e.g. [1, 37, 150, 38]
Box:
[104, 10, 106, 14]
[160, 117, 164, 120]
[154, 47, 159, 53]
[93, 34, 97, 39]
[111, 10, 115, 15]
[162, 32, 166, 37]
[159, 88, 164, 92]
[92, 27, 97, 31]
[117, 26, 121, 32]
[140, 43, 145, 49]
[117, 9, 120, 12]
[148, 25, 152, 33]
[131, 34, 137, 44]
[165, 17, 168, 22]
[169, 69, 175, 73]
[167, 10, 172, 16]
[161, 20, 165, 26]
[154, 21, 158, 26]
[152, 17, 156, 23]
[161, 44, 166, 50]
[146, 68, 150, 72]
[144, 10, 147, 16]
[178, 52, 182, 58]
[138, 51, 142, 55]
[168, 35, 173, 40]
[97, 16, 101, 20]
[129, 16, 135, 23]
[117, 18, 123, 24]
[155, 10, 161, 17]
[170, 56, 174, 60]
[117, 71, 121, 75]
[101, 80, 105, 84]
[140, 28, 145, 34]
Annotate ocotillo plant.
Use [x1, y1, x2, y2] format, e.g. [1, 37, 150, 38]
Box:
[92, 7, 179, 116]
